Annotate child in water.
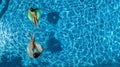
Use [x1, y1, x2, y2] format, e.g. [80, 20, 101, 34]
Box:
[28, 33, 43, 58]
[28, 8, 40, 28]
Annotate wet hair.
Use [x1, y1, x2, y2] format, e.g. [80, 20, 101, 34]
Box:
[30, 8, 39, 12]
[30, 8, 35, 12]
[33, 52, 41, 58]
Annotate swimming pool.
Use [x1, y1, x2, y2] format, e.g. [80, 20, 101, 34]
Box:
[0, 0, 120, 67]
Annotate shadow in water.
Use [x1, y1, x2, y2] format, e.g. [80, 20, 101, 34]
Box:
[0, 0, 10, 18]
[89, 64, 120, 67]
[47, 12, 60, 24]
[0, 55, 22, 67]
[31, 61, 49, 67]
[0, 0, 2, 4]
[46, 31, 63, 53]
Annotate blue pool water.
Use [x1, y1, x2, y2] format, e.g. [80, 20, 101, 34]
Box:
[0, 0, 120, 67]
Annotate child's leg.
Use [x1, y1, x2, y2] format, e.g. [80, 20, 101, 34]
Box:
[33, 32, 36, 40]
[34, 17, 38, 28]
[28, 32, 32, 40]
[38, 23, 40, 28]
[28, 32, 36, 49]
[34, 22, 36, 28]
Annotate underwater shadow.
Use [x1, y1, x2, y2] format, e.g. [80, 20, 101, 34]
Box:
[0, 0, 2, 4]
[90, 64, 120, 67]
[31, 61, 49, 66]
[46, 32, 63, 53]
[0, 0, 10, 18]
[47, 12, 60, 24]
[0, 55, 22, 67]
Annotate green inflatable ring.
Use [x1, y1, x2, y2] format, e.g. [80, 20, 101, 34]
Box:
[28, 10, 40, 22]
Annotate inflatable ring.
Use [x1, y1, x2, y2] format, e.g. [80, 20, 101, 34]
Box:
[27, 43, 42, 58]
[28, 10, 40, 23]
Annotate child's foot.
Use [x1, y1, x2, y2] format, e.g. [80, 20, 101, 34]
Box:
[38, 24, 40, 28]
[34, 23, 36, 29]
